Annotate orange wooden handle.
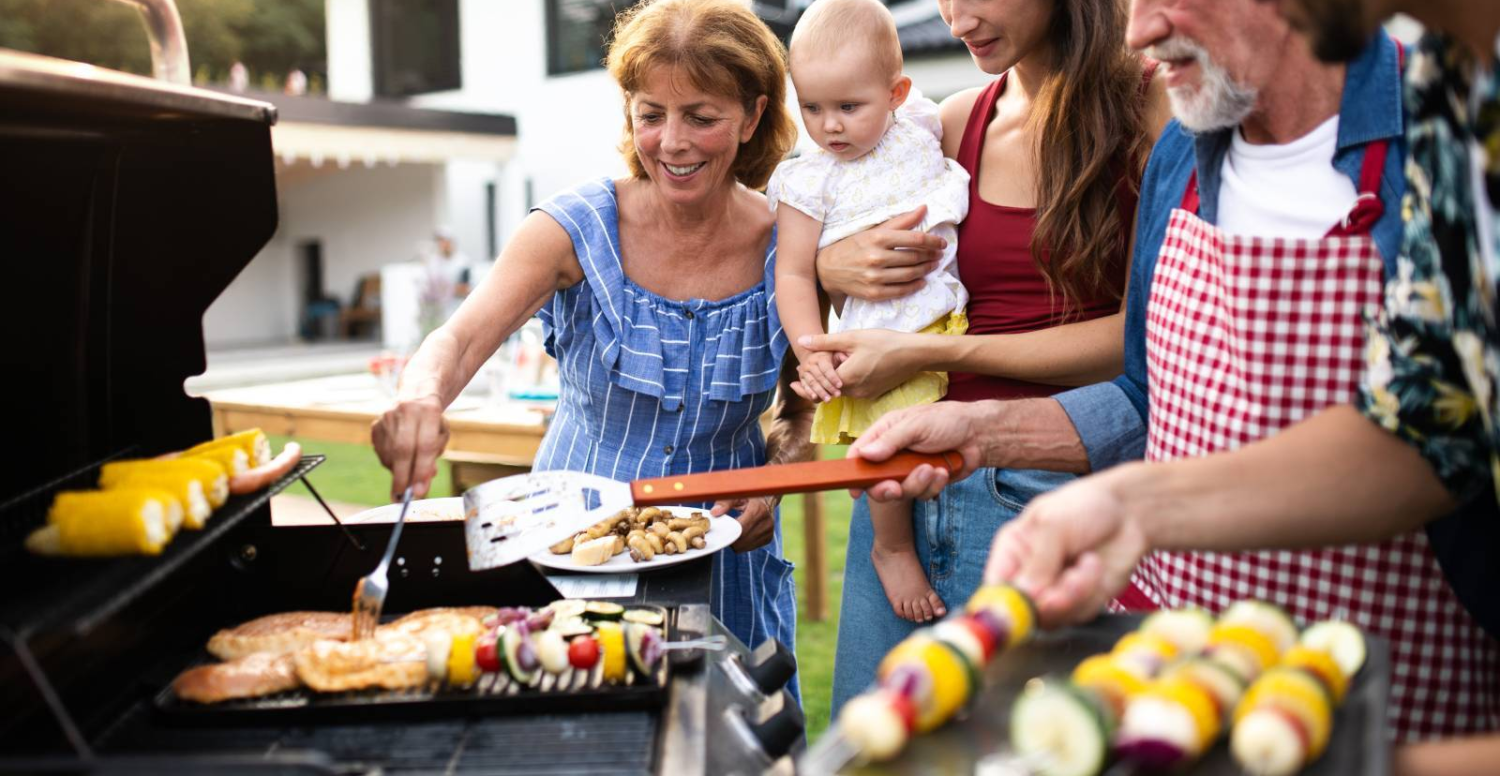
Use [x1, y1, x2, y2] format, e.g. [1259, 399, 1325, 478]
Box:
[630, 451, 963, 506]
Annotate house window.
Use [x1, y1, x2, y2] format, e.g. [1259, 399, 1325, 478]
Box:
[546, 0, 641, 76]
[370, 0, 462, 97]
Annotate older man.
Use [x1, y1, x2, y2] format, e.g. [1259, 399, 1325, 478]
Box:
[843, 0, 1500, 742]
[948, 0, 1500, 758]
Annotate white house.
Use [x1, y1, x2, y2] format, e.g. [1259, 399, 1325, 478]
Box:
[202, 0, 979, 353]
[350, 0, 980, 247]
[200, 88, 517, 352]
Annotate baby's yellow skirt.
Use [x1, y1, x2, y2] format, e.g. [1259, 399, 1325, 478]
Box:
[810, 310, 969, 445]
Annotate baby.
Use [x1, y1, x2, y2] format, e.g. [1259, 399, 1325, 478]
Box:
[769, 0, 969, 623]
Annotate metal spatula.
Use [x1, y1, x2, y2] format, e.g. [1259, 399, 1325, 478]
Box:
[462, 451, 962, 570]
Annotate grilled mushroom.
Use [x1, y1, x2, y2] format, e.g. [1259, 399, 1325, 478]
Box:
[628, 534, 655, 562]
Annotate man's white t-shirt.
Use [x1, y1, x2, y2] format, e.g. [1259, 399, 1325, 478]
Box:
[1217, 115, 1358, 239]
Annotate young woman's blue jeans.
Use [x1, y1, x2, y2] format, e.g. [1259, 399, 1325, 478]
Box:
[829, 466, 1075, 715]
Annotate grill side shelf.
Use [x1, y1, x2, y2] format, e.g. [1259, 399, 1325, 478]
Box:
[0, 455, 325, 639]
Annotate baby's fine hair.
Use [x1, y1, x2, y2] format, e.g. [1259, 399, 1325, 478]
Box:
[789, 0, 903, 83]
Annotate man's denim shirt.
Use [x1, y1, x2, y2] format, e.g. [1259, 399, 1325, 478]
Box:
[1054, 30, 1408, 472]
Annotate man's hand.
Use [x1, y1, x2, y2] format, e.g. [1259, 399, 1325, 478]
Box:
[984, 464, 1151, 627]
[846, 402, 995, 500]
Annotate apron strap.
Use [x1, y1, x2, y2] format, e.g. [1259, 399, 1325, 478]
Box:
[1177, 135, 1390, 238]
[1327, 137, 1388, 237]
[1328, 42, 1404, 237]
[1180, 170, 1201, 213]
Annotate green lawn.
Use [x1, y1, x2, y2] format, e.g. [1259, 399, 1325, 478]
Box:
[271, 435, 852, 742]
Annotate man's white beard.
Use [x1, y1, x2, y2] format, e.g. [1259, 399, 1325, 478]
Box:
[1150, 36, 1257, 133]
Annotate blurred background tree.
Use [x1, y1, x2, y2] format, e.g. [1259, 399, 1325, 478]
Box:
[0, 0, 326, 92]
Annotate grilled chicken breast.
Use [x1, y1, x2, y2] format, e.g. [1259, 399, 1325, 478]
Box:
[172, 652, 300, 703]
[293, 634, 429, 692]
[207, 611, 352, 660]
[378, 607, 493, 641]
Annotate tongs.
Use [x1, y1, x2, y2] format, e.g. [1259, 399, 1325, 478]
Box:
[352, 485, 414, 639]
[463, 451, 962, 570]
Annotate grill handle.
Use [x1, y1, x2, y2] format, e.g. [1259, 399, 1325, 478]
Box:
[109, 0, 191, 85]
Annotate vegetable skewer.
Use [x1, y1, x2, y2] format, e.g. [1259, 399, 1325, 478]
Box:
[1231, 620, 1366, 776]
[809, 584, 1037, 770]
[1011, 609, 1204, 776]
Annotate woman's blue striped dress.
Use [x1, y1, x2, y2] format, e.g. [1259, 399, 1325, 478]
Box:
[533, 177, 799, 700]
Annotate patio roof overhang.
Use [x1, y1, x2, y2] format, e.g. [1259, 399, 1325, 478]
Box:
[231, 89, 518, 166]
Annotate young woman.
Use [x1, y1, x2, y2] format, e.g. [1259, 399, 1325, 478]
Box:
[814, 0, 1170, 712]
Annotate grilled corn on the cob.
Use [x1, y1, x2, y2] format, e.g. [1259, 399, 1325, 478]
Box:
[103, 469, 211, 529]
[99, 458, 229, 508]
[183, 428, 271, 468]
[182, 444, 249, 476]
[26, 488, 180, 556]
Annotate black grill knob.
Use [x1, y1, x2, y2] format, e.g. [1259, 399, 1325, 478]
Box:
[745, 638, 797, 695]
[748, 688, 805, 760]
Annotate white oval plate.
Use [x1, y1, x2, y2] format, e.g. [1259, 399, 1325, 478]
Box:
[345, 497, 465, 524]
[529, 506, 741, 574]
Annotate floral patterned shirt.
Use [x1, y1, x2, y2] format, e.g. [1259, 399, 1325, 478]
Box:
[1360, 33, 1500, 504]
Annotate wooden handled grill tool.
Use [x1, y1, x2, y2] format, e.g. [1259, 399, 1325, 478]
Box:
[462, 451, 962, 571]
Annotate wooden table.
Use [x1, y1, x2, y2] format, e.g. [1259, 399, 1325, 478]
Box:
[203, 373, 829, 621]
[203, 374, 549, 478]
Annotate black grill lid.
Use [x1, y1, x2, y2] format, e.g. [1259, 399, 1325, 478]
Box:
[0, 47, 278, 509]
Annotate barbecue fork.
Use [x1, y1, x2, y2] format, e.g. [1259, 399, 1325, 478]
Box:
[352, 485, 414, 639]
[463, 451, 962, 571]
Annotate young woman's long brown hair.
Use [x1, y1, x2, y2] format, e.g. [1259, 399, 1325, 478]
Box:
[1030, 0, 1150, 314]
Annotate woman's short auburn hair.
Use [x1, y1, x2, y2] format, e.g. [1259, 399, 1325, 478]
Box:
[607, 0, 797, 191]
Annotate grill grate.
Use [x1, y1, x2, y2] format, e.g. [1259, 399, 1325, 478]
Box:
[0, 448, 138, 546]
[0, 455, 325, 638]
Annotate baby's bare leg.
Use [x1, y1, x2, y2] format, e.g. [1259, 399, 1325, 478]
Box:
[869, 497, 946, 622]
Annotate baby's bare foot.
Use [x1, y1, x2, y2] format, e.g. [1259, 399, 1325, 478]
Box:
[871, 544, 947, 622]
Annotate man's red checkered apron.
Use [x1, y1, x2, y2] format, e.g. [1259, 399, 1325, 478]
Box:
[1118, 142, 1500, 741]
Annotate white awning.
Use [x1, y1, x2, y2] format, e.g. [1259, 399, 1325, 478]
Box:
[272, 121, 517, 166]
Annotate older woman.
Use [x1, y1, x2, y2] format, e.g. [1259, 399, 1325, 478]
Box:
[811, 0, 1170, 713]
[371, 0, 810, 694]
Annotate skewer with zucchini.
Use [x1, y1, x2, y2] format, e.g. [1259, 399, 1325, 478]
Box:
[467, 602, 670, 685]
[1013, 602, 1364, 776]
[1009, 601, 1309, 776]
[1010, 613, 1193, 776]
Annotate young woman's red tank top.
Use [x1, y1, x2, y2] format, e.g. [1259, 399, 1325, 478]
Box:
[946, 70, 1142, 402]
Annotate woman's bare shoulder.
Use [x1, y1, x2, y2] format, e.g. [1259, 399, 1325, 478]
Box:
[738, 185, 776, 229]
[940, 86, 986, 122]
[512, 209, 585, 288]
[738, 187, 777, 254]
[939, 87, 985, 157]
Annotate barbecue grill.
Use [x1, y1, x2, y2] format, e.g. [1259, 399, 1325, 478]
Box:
[0, 5, 802, 772]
